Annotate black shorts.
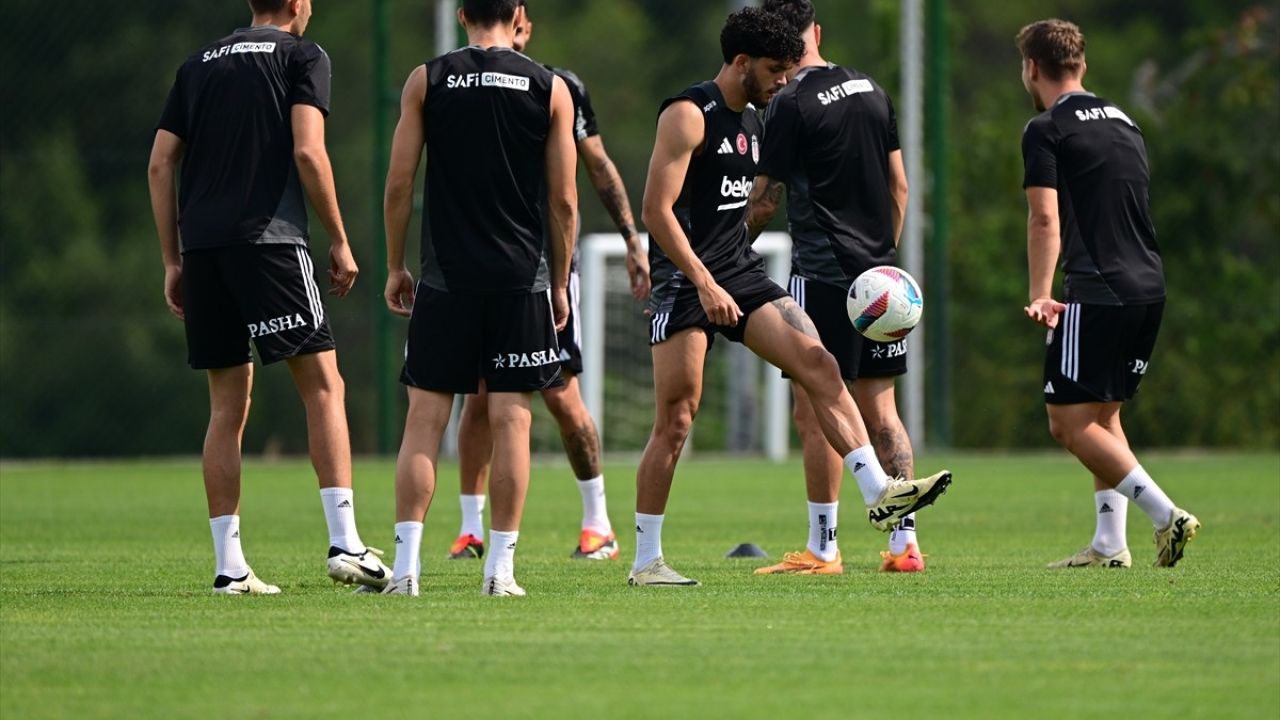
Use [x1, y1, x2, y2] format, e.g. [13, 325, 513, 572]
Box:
[648, 268, 789, 347]
[556, 270, 584, 376]
[182, 244, 335, 370]
[788, 276, 908, 381]
[1044, 301, 1163, 404]
[401, 285, 564, 394]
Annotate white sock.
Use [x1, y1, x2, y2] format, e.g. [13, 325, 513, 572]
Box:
[484, 530, 519, 581]
[633, 513, 664, 570]
[209, 515, 249, 578]
[889, 514, 917, 555]
[807, 502, 839, 562]
[845, 446, 891, 505]
[459, 494, 486, 539]
[319, 487, 365, 553]
[1091, 489, 1128, 555]
[392, 521, 423, 580]
[577, 476, 612, 535]
[1115, 465, 1177, 529]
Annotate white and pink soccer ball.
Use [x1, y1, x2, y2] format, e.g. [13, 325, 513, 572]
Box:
[846, 266, 924, 343]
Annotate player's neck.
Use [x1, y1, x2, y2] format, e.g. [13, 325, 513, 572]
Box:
[713, 66, 749, 112]
[466, 26, 516, 50]
[250, 13, 298, 35]
[1041, 79, 1088, 108]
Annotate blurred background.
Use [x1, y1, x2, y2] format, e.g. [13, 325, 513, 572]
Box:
[0, 0, 1276, 459]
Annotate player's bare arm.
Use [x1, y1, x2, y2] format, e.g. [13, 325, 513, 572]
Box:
[887, 149, 908, 246]
[292, 104, 356, 298]
[383, 65, 427, 318]
[642, 100, 742, 327]
[746, 173, 785, 242]
[148, 129, 186, 320]
[579, 134, 649, 300]
[545, 74, 579, 332]
[1025, 186, 1067, 327]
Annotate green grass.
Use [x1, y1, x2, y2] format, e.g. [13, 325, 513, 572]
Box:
[2, 452, 1278, 719]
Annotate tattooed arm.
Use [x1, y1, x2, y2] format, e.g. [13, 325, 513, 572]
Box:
[580, 135, 650, 300]
[747, 174, 785, 242]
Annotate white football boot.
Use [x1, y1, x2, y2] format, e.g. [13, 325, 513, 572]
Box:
[326, 546, 392, 590]
[627, 557, 699, 586]
[482, 576, 526, 597]
[212, 569, 281, 595]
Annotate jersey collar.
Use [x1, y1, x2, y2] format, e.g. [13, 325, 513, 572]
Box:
[1053, 90, 1096, 106]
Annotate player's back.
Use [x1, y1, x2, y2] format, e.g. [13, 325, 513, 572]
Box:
[159, 27, 329, 251]
[422, 47, 555, 294]
[762, 64, 898, 287]
[1023, 93, 1163, 304]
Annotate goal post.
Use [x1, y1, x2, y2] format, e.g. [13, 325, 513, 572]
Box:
[579, 232, 793, 461]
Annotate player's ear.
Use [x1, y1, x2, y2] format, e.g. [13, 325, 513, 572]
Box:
[733, 53, 751, 75]
[456, 7, 467, 28]
[813, 23, 822, 49]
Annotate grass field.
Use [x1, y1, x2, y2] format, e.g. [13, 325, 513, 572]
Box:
[1, 452, 1278, 719]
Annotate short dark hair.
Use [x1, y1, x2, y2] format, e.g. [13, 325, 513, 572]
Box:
[247, 0, 286, 14]
[1016, 19, 1086, 81]
[762, 0, 816, 34]
[720, 7, 804, 65]
[461, 0, 519, 27]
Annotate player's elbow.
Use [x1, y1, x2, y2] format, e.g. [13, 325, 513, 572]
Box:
[547, 192, 577, 226]
[293, 144, 326, 172]
[147, 155, 175, 183]
[640, 198, 666, 232]
[1028, 212, 1055, 231]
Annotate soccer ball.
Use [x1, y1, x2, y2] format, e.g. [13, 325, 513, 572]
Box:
[846, 266, 924, 343]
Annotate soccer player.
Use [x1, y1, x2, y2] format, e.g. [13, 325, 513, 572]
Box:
[747, 0, 923, 575]
[630, 7, 952, 587]
[148, 0, 390, 594]
[1016, 19, 1200, 568]
[448, 1, 649, 563]
[382, 0, 578, 596]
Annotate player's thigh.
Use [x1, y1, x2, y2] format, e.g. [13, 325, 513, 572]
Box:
[225, 245, 336, 366]
[401, 286, 484, 394]
[742, 297, 837, 383]
[481, 290, 563, 393]
[650, 327, 709, 418]
[788, 276, 862, 382]
[181, 249, 252, 370]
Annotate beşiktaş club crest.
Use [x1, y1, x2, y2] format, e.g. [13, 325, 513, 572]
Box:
[751, 134, 759, 163]
[736, 132, 748, 155]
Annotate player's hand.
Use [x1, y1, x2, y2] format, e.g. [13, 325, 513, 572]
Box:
[625, 243, 651, 302]
[1024, 296, 1068, 328]
[328, 242, 358, 298]
[384, 268, 416, 318]
[163, 263, 184, 320]
[697, 280, 742, 327]
[552, 286, 569, 332]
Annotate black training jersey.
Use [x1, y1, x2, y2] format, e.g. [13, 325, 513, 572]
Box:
[421, 47, 555, 294]
[759, 64, 900, 289]
[157, 27, 331, 253]
[1022, 92, 1164, 305]
[551, 67, 599, 143]
[648, 81, 765, 312]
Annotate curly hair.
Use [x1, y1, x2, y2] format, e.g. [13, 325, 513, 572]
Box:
[720, 7, 805, 65]
[762, 0, 816, 34]
[1016, 19, 1086, 81]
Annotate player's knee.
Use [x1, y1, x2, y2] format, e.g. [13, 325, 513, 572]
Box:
[654, 400, 697, 447]
[489, 405, 532, 436]
[1046, 413, 1079, 450]
[796, 345, 843, 399]
[210, 394, 250, 428]
[543, 389, 587, 428]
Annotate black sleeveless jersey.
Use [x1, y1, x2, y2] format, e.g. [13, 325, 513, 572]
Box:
[421, 46, 555, 294]
[648, 81, 766, 311]
[759, 64, 900, 288]
[1022, 92, 1164, 305]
